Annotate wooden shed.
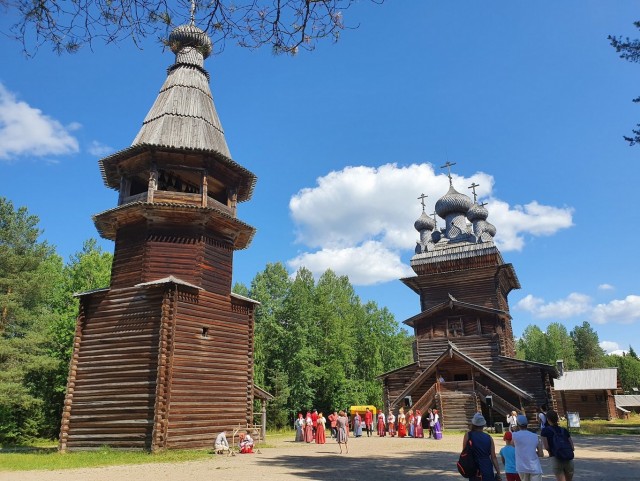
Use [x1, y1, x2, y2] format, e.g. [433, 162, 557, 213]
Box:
[379, 176, 557, 430]
[553, 366, 620, 420]
[59, 23, 266, 451]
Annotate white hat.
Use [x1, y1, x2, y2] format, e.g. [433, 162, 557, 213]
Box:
[471, 413, 487, 427]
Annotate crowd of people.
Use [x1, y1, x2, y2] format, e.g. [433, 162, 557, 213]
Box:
[466, 407, 575, 481]
[291, 405, 445, 453]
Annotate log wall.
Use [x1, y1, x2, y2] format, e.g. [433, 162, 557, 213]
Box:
[556, 390, 617, 420]
[110, 226, 146, 288]
[164, 289, 254, 449]
[60, 287, 164, 450]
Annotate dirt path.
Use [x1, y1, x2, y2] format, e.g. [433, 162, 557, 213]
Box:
[3, 433, 639, 480]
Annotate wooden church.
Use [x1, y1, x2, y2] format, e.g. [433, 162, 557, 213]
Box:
[59, 22, 267, 451]
[379, 166, 558, 430]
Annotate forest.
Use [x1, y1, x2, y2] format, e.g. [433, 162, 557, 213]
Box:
[1, 196, 639, 443]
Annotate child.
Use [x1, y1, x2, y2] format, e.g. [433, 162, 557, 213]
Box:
[500, 431, 522, 481]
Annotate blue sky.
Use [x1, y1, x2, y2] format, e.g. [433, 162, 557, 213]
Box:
[1, 1, 639, 355]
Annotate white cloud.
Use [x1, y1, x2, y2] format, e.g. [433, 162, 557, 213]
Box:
[600, 341, 620, 353]
[592, 295, 640, 325]
[598, 283, 615, 291]
[0, 83, 79, 160]
[287, 162, 574, 285]
[287, 240, 414, 286]
[516, 292, 591, 319]
[88, 141, 114, 157]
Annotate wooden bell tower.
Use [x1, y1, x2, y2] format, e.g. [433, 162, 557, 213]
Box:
[59, 23, 260, 451]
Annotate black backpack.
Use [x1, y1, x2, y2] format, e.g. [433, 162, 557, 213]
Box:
[457, 432, 478, 478]
[551, 426, 574, 461]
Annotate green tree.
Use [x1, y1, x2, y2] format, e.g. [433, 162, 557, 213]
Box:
[628, 345, 638, 360]
[516, 325, 552, 364]
[4, 0, 381, 56]
[0, 198, 62, 442]
[604, 353, 640, 393]
[546, 322, 577, 369]
[570, 321, 606, 369]
[609, 21, 640, 145]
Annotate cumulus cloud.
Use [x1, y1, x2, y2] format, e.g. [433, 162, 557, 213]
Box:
[517, 292, 640, 326]
[88, 141, 114, 157]
[0, 83, 79, 160]
[516, 292, 591, 319]
[287, 241, 414, 286]
[598, 283, 615, 291]
[592, 295, 640, 325]
[288, 162, 574, 285]
[600, 341, 621, 354]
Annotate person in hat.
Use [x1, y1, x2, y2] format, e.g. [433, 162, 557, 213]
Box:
[500, 431, 522, 481]
[512, 414, 544, 481]
[462, 412, 501, 481]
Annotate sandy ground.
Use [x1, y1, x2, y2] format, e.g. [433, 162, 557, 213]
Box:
[2, 433, 639, 481]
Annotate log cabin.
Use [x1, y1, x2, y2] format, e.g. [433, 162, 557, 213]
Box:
[378, 169, 557, 430]
[59, 22, 267, 451]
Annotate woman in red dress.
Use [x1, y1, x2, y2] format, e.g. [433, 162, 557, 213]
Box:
[304, 411, 314, 442]
[415, 409, 424, 438]
[377, 409, 386, 436]
[388, 410, 396, 437]
[315, 412, 327, 444]
[397, 407, 407, 438]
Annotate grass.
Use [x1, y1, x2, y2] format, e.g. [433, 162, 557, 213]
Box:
[0, 444, 213, 471]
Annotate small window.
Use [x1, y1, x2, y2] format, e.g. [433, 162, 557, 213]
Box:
[447, 318, 463, 337]
[581, 395, 588, 402]
[595, 394, 604, 402]
[201, 327, 209, 338]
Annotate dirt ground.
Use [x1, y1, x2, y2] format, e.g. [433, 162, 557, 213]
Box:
[3, 433, 639, 481]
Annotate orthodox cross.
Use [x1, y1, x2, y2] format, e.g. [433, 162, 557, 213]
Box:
[431, 210, 438, 229]
[417, 193, 428, 212]
[190, 0, 196, 24]
[480, 201, 488, 208]
[468, 182, 480, 203]
[440, 161, 456, 186]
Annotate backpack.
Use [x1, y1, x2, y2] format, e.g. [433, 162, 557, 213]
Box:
[551, 426, 574, 461]
[457, 432, 478, 478]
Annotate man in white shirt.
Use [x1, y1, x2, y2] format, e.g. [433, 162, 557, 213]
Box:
[512, 414, 544, 481]
[215, 431, 230, 454]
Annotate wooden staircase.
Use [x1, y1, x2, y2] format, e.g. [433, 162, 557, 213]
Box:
[438, 381, 478, 430]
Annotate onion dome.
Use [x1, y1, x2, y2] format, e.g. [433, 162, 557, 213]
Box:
[435, 185, 473, 218]
[466, 202, 488, 222]
[484, 222, 497, 237]
[169, 24, 212, 62]
[414, 212, 435, 232]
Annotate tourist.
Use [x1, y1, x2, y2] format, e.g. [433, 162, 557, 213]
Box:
[328, 411, 338, 438]
[407, 409, 415, 437]
[304, 411, 314, 442]
[377, 408, 386, 436]
[388, 410, 396, 437]
[336, 410, 349, 454]
[462, 413, 502, 481]
[353, 411, 363, 437]
[397, 407, 407, 437]
[316, 412, 327, 444]
[294, 412, 305, 442]
[214, 430, 230, 455]
[500, 431, 521, 481]
[537, 405, 548, 431]
[432, 409, 442, 440]
[507, 410, 518, 432]
[427, 408, 434, 438]
[415, 409, 424, 438]
[512, 414, 544, 481]
[364, 407, 374, 437]
[540, 410, 575, 481]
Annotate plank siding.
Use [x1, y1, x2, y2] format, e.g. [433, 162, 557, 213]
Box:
[110, 226, 146, 288]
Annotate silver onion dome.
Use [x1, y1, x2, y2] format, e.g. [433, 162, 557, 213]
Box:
[435, 185, 473, 218]
[169, 24, 213, 59]
[414, 211, 435, 232]
[466, 202, 488, 222]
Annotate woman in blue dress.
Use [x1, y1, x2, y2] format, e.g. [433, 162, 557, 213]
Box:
[353, 412, 363, 437]
[462, 413, 502, 481]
